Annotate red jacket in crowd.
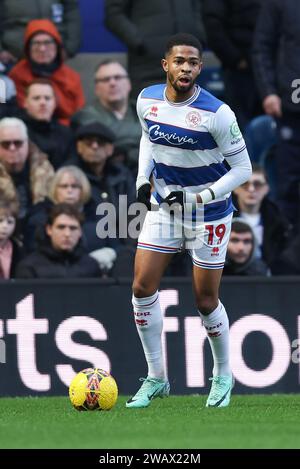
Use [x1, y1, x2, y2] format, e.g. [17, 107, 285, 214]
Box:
[9, 19, 85, 125]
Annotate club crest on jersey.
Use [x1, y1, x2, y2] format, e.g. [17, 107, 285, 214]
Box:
[185, 111, 201, 128]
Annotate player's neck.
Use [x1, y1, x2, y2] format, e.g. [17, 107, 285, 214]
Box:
[165, 85, 196, 103]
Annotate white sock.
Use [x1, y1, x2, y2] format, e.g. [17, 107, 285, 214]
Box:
[132, 291, 166, 380]
[199, 301, 231, 377]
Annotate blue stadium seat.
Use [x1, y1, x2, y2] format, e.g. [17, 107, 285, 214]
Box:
[262, 149, 278, 201]
[244, 115, 278, 163]
[197, 66, 225, 99]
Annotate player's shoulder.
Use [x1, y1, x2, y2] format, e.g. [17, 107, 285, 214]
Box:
[139, 84, 166, 101]
[192, 87, 226, 114]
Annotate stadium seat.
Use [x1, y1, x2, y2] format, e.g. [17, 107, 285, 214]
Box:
[244, 115, 278, 163]
[197, 66, 225, 99]
[262, 149, 278, 201]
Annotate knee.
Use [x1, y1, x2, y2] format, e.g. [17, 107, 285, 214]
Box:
[132, 280, 156, 299]
[196, 294, 218, 316]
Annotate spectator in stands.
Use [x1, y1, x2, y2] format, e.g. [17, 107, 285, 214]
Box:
[24, 165, 120, 257]
[252, 0, 300, 227]
[72, 60, 141, 171]
[0, 159, 17, 200]
[271, 234, 300, 275]
[69, 122, 135, 213]
[0, 74, 19, 119]
[0, 117, 54, 219]
[22, 79, 74, 169]
[104, 0, 206, 99]
[223, 219, 268, 276]
[203, 0, 262, 130]
[9, 19, 85, 125]
[233, 164, 290, 273]
[0, 197, 24, 279]
[0, 0, 81, 67]
[16, 203, 102, 278]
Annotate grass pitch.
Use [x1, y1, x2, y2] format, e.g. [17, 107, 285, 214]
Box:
[0, 395, 299, 449]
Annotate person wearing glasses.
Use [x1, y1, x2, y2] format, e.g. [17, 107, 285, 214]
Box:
[24, 165, 120, 270]
[0, 0, 81, 67]
[233, 164, 291, 273]
[9, 19, 85, 125]
[72, 60, 141, 171]
[0, 117, 54, 219]
[68, 122, 135, 214]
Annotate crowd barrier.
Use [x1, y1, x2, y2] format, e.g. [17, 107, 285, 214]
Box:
[0, 277, 299, 396]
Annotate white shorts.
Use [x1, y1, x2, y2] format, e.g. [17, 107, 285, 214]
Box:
[137, 208, 233, 270]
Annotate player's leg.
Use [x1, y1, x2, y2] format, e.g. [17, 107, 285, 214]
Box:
[192, 266, 233, 407]
[127, 248, 173, 408]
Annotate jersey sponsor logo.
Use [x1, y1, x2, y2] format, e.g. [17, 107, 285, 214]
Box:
[135, 319, 148, 326]
[185, 110, 201, 128]
[149, 105, 158, 117]
[149, 124, 198, 146]
[230, 121, 242, 145]
[211, 247, 220, 256]
[205, 322, 223, 331]
[207, 331, 221, 337]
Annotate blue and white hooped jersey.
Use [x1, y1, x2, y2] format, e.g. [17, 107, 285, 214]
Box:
[137, 84, 247, 221]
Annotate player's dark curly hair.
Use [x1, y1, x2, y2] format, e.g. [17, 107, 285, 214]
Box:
[165, 33, 203, 57]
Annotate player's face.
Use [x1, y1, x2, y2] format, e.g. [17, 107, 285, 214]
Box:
[162, 45, 202, 95]
[228, 232, 253, 264]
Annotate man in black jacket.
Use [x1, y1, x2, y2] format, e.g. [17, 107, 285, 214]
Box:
[223, 219, 268, 276]
[203, 0, 262, 130]
[16, 203, 102, 278]
[70, 122, 135, 211]
[22, 79, 74, 169]
[104, 0, 206, 99]
[252, 0, 300, 227]
[233, 164, 291, 273]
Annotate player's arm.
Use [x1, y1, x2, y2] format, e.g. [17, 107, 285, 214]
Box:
[164, 105, 252, 207]
[136, 94, 155, 210]
[199, 104, 252, 202]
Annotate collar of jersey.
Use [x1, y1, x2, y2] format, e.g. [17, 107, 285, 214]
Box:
[163, 84, 201, 107]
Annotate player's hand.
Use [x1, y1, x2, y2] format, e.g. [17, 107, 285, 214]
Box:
[137, 182, 152, 210]
[163, 190, 184, 207]
[163, 191, 199, 211]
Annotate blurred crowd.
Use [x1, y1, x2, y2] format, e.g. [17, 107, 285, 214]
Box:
[0, 0, 300, 280]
